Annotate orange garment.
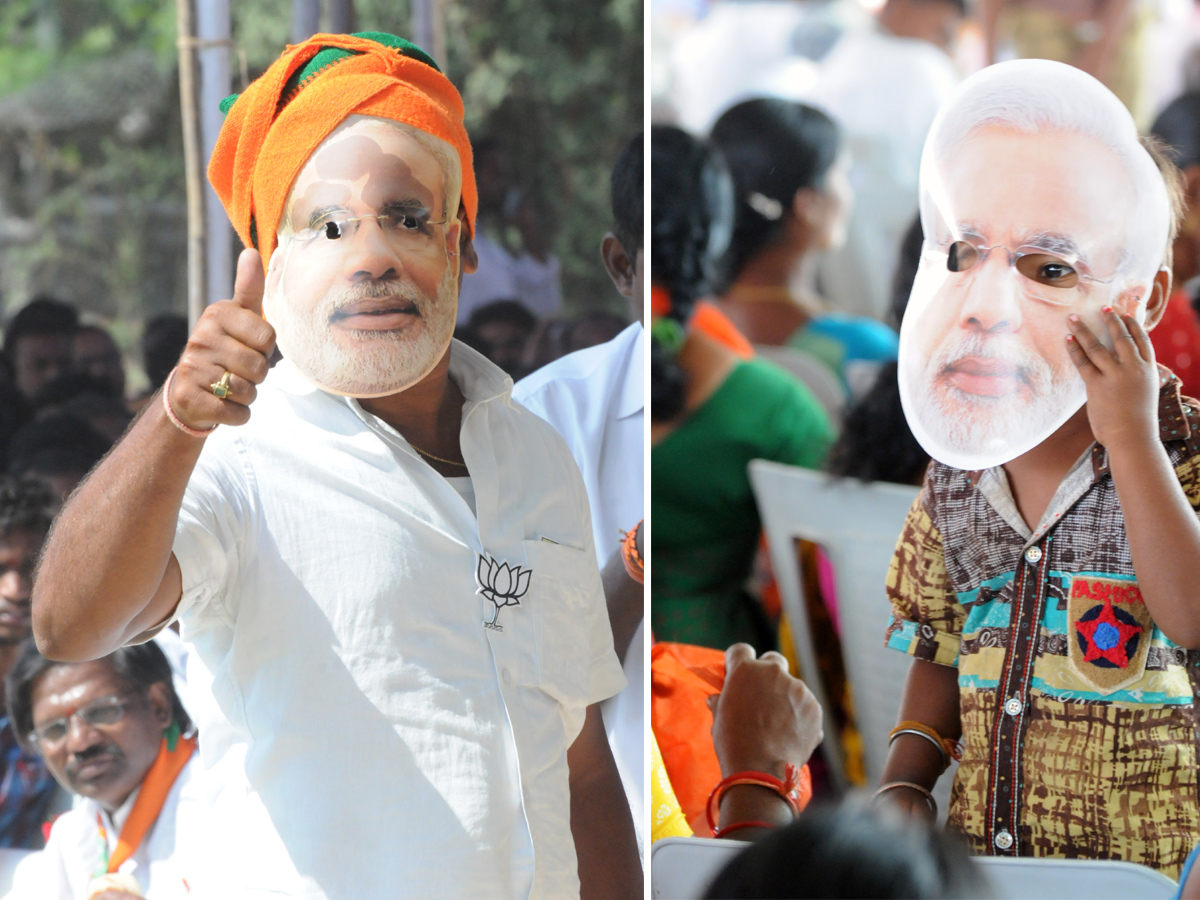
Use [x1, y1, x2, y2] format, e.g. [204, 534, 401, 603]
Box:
[650, 641, 811, 836]
[208, 32, 476, 263]
[107, 734, 197, 872]
[691, 301, 754, 359]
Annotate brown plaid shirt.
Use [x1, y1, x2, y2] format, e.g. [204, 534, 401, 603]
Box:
[885, 369, 1200, 877]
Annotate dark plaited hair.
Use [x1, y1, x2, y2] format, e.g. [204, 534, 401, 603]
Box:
[7, 638, 192, 754]
[709, 99, 841, 282]
[0, 475, 55, 537]
[650, 125, 735, 421]
[611, 132, 643, 255]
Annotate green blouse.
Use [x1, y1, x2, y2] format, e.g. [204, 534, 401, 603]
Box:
[651, 358, 834, 651]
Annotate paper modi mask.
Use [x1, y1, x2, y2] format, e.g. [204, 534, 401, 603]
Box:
[263, 115, 465, 398]
[897, 60, 1170, 471]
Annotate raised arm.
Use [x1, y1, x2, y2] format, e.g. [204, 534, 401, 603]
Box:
[1066, 298, 1200, 648]
[33, 250, 273, 660]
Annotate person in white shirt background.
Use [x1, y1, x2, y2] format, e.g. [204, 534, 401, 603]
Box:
[514, 132, 646, 856]
[6, 640, 202, 900]
[28, 31, 638, 900]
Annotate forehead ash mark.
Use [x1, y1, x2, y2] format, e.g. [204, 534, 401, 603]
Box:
[292, 133, 438, 222]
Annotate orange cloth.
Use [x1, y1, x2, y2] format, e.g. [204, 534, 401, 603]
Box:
[107, 734, 197, 873]
[692, 301, 754, 359]
[208, 33, 476, 263]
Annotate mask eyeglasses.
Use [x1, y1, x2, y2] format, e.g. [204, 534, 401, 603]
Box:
[936, 238, 1114, 305]
[28, 694, 139, 748]
[290, 206, 452, 259]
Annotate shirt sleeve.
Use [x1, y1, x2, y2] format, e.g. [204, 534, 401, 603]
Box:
[883, 486, 963, 667]
[769, 372, 836, 471]
[170, 428, 255, 627]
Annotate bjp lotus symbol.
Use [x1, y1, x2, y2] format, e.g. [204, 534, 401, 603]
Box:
[477, 554, 532, 631]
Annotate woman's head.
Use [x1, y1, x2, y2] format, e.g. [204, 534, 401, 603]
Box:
[709, 99, 849, 281]
[650, 125, 735, 420]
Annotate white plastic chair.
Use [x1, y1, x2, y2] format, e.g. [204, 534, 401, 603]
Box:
[974, 856, 1176, 899]
[747, 461, 953, 811]
[650, 836, 745, 899]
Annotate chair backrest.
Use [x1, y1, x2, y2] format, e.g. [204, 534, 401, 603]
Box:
[0, 847, 36, 895]
[973, 857, 1177, 899]
[753, 345, 846, 424]
[650, 836, 745, 899]
[748, 461, 942, 800]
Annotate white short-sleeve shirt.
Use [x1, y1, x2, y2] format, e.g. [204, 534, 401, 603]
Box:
[513, 323, 644, 852]
[169, 341, 625, 900]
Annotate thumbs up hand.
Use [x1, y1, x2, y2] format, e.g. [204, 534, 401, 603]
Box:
[166, 248, 277, 432]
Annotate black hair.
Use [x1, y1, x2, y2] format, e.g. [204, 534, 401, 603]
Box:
[0, 475, 54, 537]
[3, 297, 79, 360]
[7, 414, 111, 480]
[141, 314, 189, 394]
[1151, 92, 1200, 171]
[704, 802, 988, 899]
[611, 132, 644, 255]
[467, 299, 538, 333]
[825, 361, 929, 486]
[709, 99, 841, 282]
[7, 637, 192, 754]
[890, 215, 925, 331]
[650, 125, 735, 421]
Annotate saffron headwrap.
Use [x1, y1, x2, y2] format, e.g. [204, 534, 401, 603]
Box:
[208, 31, 476, 264]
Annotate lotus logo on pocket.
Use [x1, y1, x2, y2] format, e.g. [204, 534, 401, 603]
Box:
[477, 554, 532, 632]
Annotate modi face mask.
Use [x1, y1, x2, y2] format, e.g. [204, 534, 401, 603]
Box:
[898, 60, 1170, 471]
[263, 115, 465, 398]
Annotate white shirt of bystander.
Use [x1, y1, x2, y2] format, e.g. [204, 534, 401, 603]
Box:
[6, 755, 205, 900]
[513, 321, 645, 854]
[169, 341, 624, 900]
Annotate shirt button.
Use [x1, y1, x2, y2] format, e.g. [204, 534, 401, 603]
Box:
[1004, 697, 1022, 716]
[502, 668, 512, 685]
[1024, 546, 1042, 564]
[994, 830, 1014, 851]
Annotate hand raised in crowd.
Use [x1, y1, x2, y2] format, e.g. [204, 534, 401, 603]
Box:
[706, 643, 823, 780]
[167, 248, 275, 432]
[1065, 303, 1162, 455]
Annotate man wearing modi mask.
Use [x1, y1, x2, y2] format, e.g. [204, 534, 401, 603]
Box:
[29, 32, 640, 899]
[878, 58, 1200, 877]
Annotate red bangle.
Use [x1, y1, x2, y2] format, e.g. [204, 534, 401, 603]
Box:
[621, 520, 644, 585]
[712, 820, 779, 839]
[162, 367, 217, 439]
[706, 764, 805, 835]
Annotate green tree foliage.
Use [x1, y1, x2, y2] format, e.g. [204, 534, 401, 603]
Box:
[0, 0, 642, 336]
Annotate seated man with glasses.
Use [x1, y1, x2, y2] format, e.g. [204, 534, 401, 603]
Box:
[5, 639, 201, 899]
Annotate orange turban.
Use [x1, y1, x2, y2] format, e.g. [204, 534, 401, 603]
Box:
[208, 32, 476, 264]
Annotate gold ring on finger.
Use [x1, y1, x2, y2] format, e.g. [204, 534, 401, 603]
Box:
[210, 370, 233, 400]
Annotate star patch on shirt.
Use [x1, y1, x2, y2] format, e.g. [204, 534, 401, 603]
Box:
[476, 554, 532, 632]
[1067, 576, 1153, 694]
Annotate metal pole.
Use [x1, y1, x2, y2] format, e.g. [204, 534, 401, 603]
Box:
[177, 0, 207, 328]
[328, 0, 355, 34]
[411, 0, 445, 68]
[292, 0, 320, 43]
[197, 0, 232, 304]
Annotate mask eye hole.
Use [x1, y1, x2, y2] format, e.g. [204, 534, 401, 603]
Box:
[1015, 253, 1079, 288]
[947, 240, 978, 273]
[323, 220, 344, 240]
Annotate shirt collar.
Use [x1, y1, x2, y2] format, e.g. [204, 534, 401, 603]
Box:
[617, 324, 644, 420]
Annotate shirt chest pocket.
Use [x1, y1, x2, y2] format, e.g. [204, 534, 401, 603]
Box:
[515, 539, 594, 709]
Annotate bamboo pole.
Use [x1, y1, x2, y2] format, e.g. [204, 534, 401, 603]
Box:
[177, 0, 207, 328]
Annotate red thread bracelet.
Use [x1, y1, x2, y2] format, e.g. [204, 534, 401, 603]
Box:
[706, 763, 806, 835]
[162, 367, 217, 439]
[712, 820, 778, 839]
[621, 520, 644, 585]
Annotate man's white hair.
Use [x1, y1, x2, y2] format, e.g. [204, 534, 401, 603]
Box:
[923, 59, 1168, 282]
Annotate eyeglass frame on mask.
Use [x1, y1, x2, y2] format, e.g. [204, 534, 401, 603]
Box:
[286, 203, 454, 257]
[27, 693, 143, 748]
[926, 234, 1117, 304]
